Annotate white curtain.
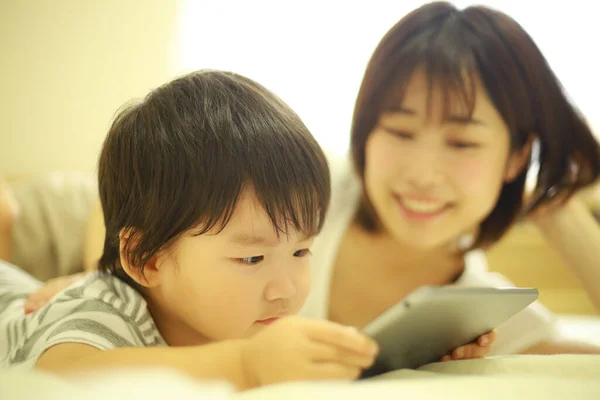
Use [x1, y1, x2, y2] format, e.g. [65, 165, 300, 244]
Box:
[174, 0, 599, 155]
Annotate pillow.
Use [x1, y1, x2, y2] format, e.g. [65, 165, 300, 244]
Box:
[10, 172, 97, 281]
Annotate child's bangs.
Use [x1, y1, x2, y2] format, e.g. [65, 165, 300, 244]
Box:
[186, 136, 329, 240]
[190, 176, 327, 240]
[255, 184, 326, 239]
[247, 137, 329, 238]
[192, 188, 325, 242]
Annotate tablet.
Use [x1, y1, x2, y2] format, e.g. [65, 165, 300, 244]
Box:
[359, 286, 538, 378]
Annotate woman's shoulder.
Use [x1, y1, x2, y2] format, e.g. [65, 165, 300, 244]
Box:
[459, 249, 513, 286]
[325, 151, 361, 204]
[318, 151, 362, 234]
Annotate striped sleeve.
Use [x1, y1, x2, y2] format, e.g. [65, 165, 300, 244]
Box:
[9, 296, 144, 369]
[0, 265, 161, 370]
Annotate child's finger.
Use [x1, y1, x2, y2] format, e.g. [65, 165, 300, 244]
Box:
[306, 321, 379, 356]
[309, 341, 376, 368]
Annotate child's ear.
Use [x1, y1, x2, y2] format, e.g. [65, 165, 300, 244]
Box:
[505, 135, 535, 183]
[119, 229, 161, 288]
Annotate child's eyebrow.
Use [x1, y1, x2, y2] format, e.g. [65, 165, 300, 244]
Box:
[229, 234, 275, 247]
[228, 233, 313, 247]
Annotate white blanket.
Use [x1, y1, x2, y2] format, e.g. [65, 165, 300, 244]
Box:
[3, 355, 600, 400]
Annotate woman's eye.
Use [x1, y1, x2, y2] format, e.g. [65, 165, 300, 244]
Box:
[238, 255, 264, 265]
[293, 249, 312, 257]
[384, 128, 413, 140]
[449, 140, 479, 149]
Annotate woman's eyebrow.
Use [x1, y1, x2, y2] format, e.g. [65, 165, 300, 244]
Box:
[384, 107, 484, 126]
[445, 115, 485, 125]
[387, 106, 416, 116]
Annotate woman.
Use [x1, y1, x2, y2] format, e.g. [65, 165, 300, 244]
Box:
[23, 2, 600, 357]
[299, 2, 600, 357]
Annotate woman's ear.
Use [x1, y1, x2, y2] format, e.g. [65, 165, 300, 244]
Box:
[119, 229, 161, 288]
[505, 135, 535, 183]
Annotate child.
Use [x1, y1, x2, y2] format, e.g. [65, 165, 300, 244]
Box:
[0, 70, 378, 389]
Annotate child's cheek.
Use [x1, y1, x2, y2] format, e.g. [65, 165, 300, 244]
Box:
[293, 263, 312, 313]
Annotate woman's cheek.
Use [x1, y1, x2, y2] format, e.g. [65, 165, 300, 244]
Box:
[451, 154, 509, 219]
[452, 157, 500, 192]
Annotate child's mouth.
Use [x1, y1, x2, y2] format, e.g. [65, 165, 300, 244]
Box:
[256, 317, 280, 325]
[256, 312, 288, 325]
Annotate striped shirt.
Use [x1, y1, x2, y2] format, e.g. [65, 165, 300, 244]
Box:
[0, 260, 166, 370]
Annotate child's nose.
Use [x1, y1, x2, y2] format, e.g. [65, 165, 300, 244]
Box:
[264, 273, 297, 301]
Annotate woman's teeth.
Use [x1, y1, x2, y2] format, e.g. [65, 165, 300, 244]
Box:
[401, 198, 446, 213]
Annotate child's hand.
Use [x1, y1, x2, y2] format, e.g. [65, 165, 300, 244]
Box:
[25, 273, 86, 314]
[241, 316, 378, 387]
[440, 330, 496, 362]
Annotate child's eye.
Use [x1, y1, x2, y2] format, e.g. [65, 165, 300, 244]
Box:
[293, 249, 312, 257]
[238, 255, 264, 265]
[449, 140, 479, 149]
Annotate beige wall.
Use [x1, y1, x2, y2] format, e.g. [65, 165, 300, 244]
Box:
[0, 0, 180, 176]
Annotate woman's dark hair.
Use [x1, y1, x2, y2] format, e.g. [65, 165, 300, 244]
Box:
[97, 70, 330, 285]
[351, 2, 600, 248]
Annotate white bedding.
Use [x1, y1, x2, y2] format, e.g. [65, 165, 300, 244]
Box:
[556, 315, 600, 345]
[3, 354, 600, 400]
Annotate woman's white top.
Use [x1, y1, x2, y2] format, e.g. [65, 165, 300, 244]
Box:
[300, 154, 556, 355]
